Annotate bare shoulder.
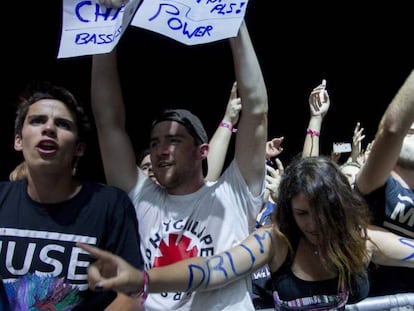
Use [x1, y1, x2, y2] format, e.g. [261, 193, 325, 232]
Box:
[264, 225, 288, 272]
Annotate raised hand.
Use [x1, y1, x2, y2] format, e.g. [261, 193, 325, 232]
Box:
[266, 137, 284, 159]
[309, 79, 330, 117]
[265, 158, 284, 202]
[350, 122, 366, 163]
[223, 81, 242, 126]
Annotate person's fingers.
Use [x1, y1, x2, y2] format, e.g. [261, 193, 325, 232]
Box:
[310, 94, 319, 111]
[318, 91, 324, 107]
[94, 275, 125, 292]
[266, 160, 284, 178]
[77, 243, 120, 271]
[77, 242, 112, 260]
[265, 175, 273, 186]
[229, 81, 238, 100]
[358, 128, 364, 135]
[98, 0, 127, 8]
[76, 243, 119, 291]
[233, 98, 242, 111]
[274, 158, 284, 174]
[87, 264, 106, 290]
[354, 122, 361, 134]
[271, 137, 284, 148]
[266, 164, 277, 177]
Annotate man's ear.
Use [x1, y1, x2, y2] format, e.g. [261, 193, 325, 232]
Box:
[75, 142, 86, 157]
[14, 135, 23, 151]
[199, 143, 209, 160]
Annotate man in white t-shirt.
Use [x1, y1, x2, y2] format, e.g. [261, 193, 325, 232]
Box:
[91, 17, 268, 310]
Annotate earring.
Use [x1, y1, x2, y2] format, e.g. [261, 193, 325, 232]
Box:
[72, 157, 79, 176]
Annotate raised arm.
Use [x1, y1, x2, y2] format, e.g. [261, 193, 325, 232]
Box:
[356, 69, 414, 194]
[264, 137, 284, 204]
[91, 50, 139, 192]
[229, 20, 268, 196]
[78, 226, 274, 295]
[205, 81, 241, 181]
[302, 79, 330, 158]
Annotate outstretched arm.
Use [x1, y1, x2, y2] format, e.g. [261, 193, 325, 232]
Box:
[302, 79, 330, 158]
[77, 226, 274, 295]
[91, 50, 139, 192]
[230, 20, 268, 196]
[206, 81, 241, 181]
[356, 69, 414, 194]
[368, 225, 414, 268]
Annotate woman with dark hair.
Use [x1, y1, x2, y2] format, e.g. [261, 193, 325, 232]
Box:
[78, 156, 414, 310]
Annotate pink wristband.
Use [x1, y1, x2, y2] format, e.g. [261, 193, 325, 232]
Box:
[128, 270, 150, 306]
[306, 128, 320, 137]
[220, 121, 237, 133]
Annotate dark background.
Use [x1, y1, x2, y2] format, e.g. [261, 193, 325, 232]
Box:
[2, 1, 413, 182]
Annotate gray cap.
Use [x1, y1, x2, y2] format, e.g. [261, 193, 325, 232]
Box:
[152, 109, 208, 145]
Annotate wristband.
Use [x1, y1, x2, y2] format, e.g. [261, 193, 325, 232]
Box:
[128, 270, 150, 305]
[306, 128, 320, 137]
[220, 121, 237, 133]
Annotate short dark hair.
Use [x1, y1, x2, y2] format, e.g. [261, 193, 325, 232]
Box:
[137, 147, 151, 167]
[14, 81, 91, 143]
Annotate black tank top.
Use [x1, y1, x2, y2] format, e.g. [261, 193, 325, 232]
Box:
[271, 243, 369, 310]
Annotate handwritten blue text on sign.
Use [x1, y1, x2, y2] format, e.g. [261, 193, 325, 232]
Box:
[131, 0, 248, 45]
[59, 0, 140, 58]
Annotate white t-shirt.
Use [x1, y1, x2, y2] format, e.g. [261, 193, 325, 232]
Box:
[129, 160, 264, 311]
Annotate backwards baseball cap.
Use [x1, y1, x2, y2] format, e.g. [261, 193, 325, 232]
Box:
[151, 109, 208, 145]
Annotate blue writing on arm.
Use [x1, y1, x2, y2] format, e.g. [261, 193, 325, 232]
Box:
[186, 264, 206, 292]
[253, 229, 272, 254]
[400, 237, 414, 261]
[183, 255, 226, 291]
[183, 229, 272, 291]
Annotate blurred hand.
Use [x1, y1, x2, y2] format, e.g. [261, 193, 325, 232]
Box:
[266, 137, 284, 159]
[351, 122, 365, 162]
[223, 81, 242, 126]
[77, 243, 144, 295]
[265, 158, 284, 202]
[98, 0, 128, 8]
[331, 151, 341, 163]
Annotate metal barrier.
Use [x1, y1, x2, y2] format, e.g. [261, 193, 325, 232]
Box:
[345, 293, 414, 310]
[256, 294, 414, 311]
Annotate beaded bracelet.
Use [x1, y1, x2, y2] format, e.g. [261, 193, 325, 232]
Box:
[306, 128, 320, 137]
[220, 121, 237, 133]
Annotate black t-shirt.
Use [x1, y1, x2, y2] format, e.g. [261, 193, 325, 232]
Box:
[358, 177, 414, 296]
[0, 179, 143, 310]
[269, 236, 369, 310]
